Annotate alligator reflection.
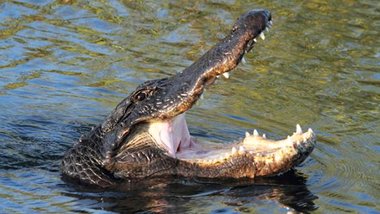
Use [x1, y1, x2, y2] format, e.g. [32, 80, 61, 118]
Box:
[61, 170, 317, 213]
[228, 170, 318, 212]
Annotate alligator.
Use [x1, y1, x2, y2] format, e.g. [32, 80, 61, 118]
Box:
[61, 9, 316, 188]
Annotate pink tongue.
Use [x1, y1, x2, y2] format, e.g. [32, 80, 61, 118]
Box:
[159, 123, 176, 156]
[159, 114, 192, 156]
[173, 114, 192, 149]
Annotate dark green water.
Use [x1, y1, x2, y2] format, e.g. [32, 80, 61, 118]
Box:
[0, 0, 379, 213]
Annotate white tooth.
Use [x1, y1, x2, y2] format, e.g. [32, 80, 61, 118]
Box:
[245, 131, 250, 138]
[269, 20, 273, 25]
[231, 146, 237, 155]
[224, 153, 229, 159]
[200, 94, 204, 100]
[253, 129, 259, 137]
[260, 32, 265, 40]
[265, 28, 269, 32]
[217, 75, 220, 78]
[254, 38, 257, 42]
[239, 146, 245, 154]
[296, 124, 302, 134]
[222, 72, 230, 79]
[308, 128, 314, 134]
[262, 134, 266, 139]
[242, 57, 246, 64]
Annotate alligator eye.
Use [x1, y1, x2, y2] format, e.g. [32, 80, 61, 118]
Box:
[134, 92, 146, 101]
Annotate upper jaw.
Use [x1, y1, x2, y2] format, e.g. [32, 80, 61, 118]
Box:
[115, 10, 274, 151]
[105, 10, 273, 144]
[165, 10, 273, 118]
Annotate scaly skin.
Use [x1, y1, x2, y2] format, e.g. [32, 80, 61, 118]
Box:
[61, 9, 317, 188]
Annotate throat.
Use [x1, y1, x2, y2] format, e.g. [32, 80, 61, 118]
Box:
[148, 113, 195, 157]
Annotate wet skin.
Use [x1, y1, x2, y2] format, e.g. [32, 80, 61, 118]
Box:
[61, 9, 316, 188]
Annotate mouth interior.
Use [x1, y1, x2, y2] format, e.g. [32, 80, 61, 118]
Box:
[148, 113, 315, 161]
[147, 17, 314, 162]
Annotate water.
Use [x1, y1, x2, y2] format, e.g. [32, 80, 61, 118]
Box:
[0, 0, 379, 213]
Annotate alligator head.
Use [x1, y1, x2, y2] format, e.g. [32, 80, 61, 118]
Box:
[62, 9, 316, 187]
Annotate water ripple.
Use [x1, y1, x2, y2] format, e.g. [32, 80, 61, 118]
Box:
[0, 0, 379, 213]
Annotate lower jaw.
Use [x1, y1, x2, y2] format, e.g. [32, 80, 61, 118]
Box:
[177, 150, 314, 181]
[146, 113, 316, 178]
[173, 142, 314, 179]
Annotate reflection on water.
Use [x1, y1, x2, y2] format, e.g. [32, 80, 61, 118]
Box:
[0, 0, 379, 213]
[59, 171, 317, 213]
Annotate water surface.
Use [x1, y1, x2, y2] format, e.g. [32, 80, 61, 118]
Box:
[0, 0, 379, 213]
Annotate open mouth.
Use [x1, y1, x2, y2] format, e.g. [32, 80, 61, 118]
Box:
[61, 9, 317, 187]
[147, 18, 316, 171]
[148, 114, 315, 165]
